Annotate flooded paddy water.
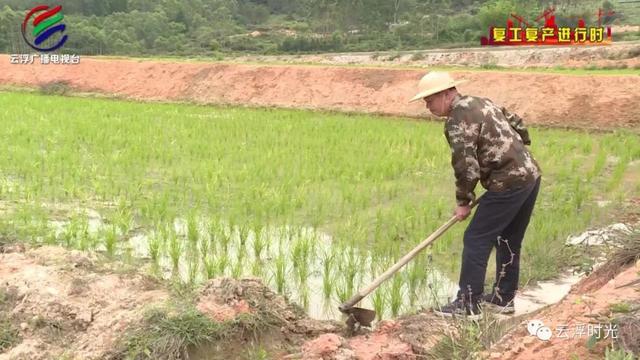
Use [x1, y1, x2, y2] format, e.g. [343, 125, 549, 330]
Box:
[42, 209, 457, 321]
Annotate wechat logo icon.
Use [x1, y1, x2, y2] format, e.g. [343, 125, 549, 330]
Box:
[527, 319, 552, 341]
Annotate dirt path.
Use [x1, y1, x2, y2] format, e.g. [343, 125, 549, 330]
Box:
[234, 40, 640, 69]
[1, 55, 638, 129]
[487, 261, 640, 359]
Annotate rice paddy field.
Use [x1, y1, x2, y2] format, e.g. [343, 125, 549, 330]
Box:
[0, 91, 638, 320]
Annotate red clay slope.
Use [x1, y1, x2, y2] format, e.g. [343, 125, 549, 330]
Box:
[0, 55, 638, 129]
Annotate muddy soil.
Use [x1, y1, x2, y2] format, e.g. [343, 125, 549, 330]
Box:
[0, 245, 341, 359]
[1, 233, 638, 360]
[0, 245, 168, 359]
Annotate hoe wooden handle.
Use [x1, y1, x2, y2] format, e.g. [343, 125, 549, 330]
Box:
[339, 196, 482, 311]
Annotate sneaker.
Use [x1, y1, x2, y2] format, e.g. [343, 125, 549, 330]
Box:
[481, 293, 515, 314]
[433, 297, 481, 319]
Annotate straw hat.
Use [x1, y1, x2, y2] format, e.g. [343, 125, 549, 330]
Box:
[409, 71, 467, 103]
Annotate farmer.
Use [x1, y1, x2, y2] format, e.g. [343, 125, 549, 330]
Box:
[409, 71, 541, 317]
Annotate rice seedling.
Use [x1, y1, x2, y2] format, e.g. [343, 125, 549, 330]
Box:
[203, 253, 217, 279]
[115, 206, 133, 238]
[62, 217, 79, 248]
[301, 232, 315, 263]
[342, 247, 360, 297]
[232, 250, 245, 279]
[321, 251, 335, 299]
[371, 287, 386, 321]
[77, 225, 93, 251]
[589, 148, 607, 180]
[187, 250, 200, 284]
[273, 250, 287, 295]
[187, 213, 199, 246]
[389, 274, 404, 317]
[215, 253, 229, 277]
[291, 236, 308, 284]
[334, 278, 351, 304]
[199, 229, 210, 262]
[238, 223, 249, 248]
[607, 156, 630, 191]
[148, 231, 161, 264]
[251, 259, 264, 278]
[78, 232, 94, 252]
[219, 227, 232, 252]
[298, 284, 310, 311]
[44, 229, 58, 246]
[104, 225, 118, 258]
[207, 218, 219, 251]
[407, 259, 426, 306]
[295, 259, 310, 286]
[252, 225, 266, 260]
[168, 229, 182, 272]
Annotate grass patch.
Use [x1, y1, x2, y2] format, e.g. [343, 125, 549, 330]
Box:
[610, 302, 632, 314]
[39, 81, 72, 96]
[112, 301, 281, 360]
[242, 345, 270, 360]
[0, 315, 20, 353]
[427, 312, 515, 359]
[604, 345, 635, 360]
[479, 63, 502, 70]
[613, 311, 640, 356]
[589, 228, 640, 284]
[0, 288, 20, 353]
[113, 306, 221, 359]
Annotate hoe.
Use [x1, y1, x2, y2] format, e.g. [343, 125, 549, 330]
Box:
[338, 197, 481, 329]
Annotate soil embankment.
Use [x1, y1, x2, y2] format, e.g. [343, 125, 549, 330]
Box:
[1, 55, 638, 129]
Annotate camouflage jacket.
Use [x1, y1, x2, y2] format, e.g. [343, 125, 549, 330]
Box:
[444, 95, 541, 206]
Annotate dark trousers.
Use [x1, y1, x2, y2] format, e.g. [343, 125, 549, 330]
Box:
[457, 176, 541, 303]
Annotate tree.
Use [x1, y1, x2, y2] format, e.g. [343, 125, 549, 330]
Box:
[478, 0, 521, 29]
[393, 0, 401, 24]
[237, 3, 270, 25]
[128, 0, 157, 12]
[0, 6, 20, 52]
[266, 0, 298, 13]
[108, 0, 128, 13]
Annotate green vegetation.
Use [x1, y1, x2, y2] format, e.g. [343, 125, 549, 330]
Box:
[610, 302, 632, 314]
[1, 0, 636, 56]
[0, 289, 20, 353]
[114, 301, 279, 360]
[0, 91, 638, 320]
[0, 316, 20, 353]
[604, 345, 636, 360]
[586, 228, 640, 287]
[116, 306, 219, 359]
[427, 312, 514, 359]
